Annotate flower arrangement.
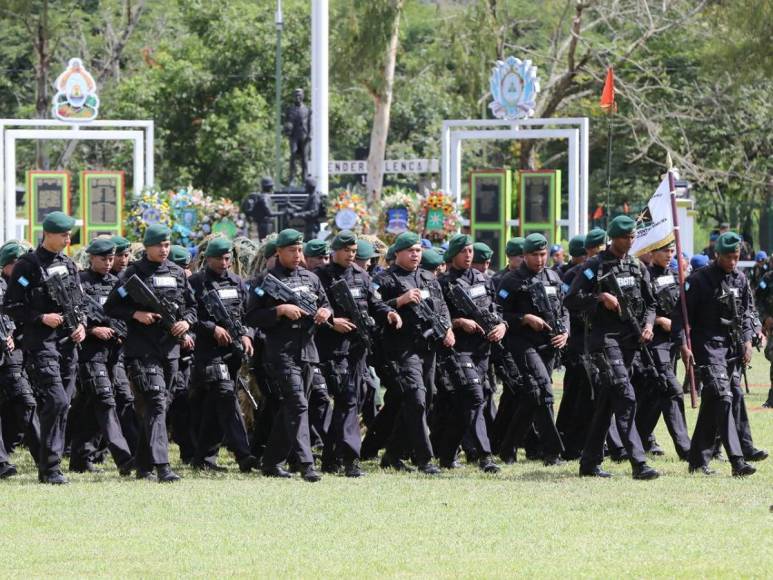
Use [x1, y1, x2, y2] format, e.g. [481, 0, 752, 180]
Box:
[126, 190, 172, 241]
[327, 189, 370, 234]
[126, 186, 246, 247]
[378, 189, 421, 244]
[418, 190, 461, 242]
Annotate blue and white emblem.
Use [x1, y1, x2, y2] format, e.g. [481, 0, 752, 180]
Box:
[489, 56, 540, 120]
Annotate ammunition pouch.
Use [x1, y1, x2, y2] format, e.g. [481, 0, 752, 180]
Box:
[79, 362, 114, 401]
[127, 360, 166, 395]
[698, 364, 731, 401]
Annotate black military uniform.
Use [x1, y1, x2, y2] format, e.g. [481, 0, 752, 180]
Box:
[436, 244, 502, 472]
[0, 245, 41, 473]
[245, 229, 329, 482]
[672, 233, 760, 476]
[373, 232, 450, 474]
[68, 239, 133, 474]
[496, 247, 568, 465]
[188, 239, 258, 473]
[5, 212, 83, 484]
[104, 225, 197, 482]
[564, 216, 659, 479]
[632, 256, 691, 459]
[107, 236, 140, 454]
[315, 232, 394, 476]
[554, 261, 595, 459]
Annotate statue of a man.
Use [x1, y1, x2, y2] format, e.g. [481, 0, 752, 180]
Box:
[284, 88, 311, 185]
[243, 177, 285, 240]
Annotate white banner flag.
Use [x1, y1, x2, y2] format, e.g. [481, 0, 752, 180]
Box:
[630, 174, 674, 257]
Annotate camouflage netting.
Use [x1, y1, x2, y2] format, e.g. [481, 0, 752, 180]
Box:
[358, 233, 389, 268]
[192, 234, 262, 278]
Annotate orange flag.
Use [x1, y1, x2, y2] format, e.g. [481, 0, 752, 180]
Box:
[600, 67, 616, 113]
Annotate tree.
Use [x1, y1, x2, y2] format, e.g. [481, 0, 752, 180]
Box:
[333, 0, 404, 202]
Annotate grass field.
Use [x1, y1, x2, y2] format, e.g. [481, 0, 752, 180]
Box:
[1, 352, 771, 578]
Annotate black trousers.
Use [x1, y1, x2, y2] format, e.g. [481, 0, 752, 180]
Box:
[633, 346, 691, 458]
[26, 344, 78, 477]
[385, 351, 435, 465]
[69, 361, 133, 470]
[262, 360, 314, 468]
[555, 352, 595, 458]
[580, 345, 647, 470]
[168, 357, 196, 463]
[500, 346, 564, 458]
[0, 364, 41, 464]
[308, 366, 332, 450]
[126, 356, 179, 472]
[689, 360, 744, 468]
[192, 359, 252, 465]
[322, 354, 366, 462]
[108, 356, 139, 455]
[436, 352, 492, 462]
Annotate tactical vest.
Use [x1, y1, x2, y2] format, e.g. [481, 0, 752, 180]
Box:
[599, 257, 645, 320]
[651, 269, 679, 315]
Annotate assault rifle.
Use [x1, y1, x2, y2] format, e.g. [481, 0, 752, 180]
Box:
[328, 278, 375, 350]
[44, 272, 86, 344]
[201, 283, 248, 359]
[719, 281, 751, 394]
[123, 274, 181, 341]
[82, 293, 127, 341]
[258, 273, 323, 335]
[600, 271, 670, 393]
[408, 293, 450, 344]
[526, 279, 567, 338]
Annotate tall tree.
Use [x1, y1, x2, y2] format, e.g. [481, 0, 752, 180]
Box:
[333, 0, 404, 202]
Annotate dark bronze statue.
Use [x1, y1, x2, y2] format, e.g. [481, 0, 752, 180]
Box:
[284, 88, 311, 185]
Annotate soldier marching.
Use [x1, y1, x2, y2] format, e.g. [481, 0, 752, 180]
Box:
[0, 213, 768, 484]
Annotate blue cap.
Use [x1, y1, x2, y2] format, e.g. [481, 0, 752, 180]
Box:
[709, 232, 719, 242]
[755, 251, 768, 261]
[420, 238, 433, 250]
[668, 258, 678, 271]
[690, 254, 709, 269]
[549, 244, 562, 256]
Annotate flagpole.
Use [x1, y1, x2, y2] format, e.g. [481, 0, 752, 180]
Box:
[606, 116, 612, 226]
[668, 160, 698, 408]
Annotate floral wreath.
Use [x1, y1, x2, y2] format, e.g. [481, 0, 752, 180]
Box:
[378, 189, 420, 244]
[126, 190, 172, 241]
[126, 187, 246, 247]
[327, 188, 370, 234]
[418, 190, 461, 242]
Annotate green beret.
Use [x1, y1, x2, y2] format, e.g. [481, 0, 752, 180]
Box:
[386, 244, 396, 261]
[276, 228, 303, 248]
[169, 244, 191, 266]
[110, 235, 131, 254]
[263, 240, 277, 259]
[523, 233, 548, 254]
[143, 223, 171, 246]
[445, 234, 473, 261]
[584, 228, 606, 249]
[303, 239, 329, 258]
[331, 230, 357, 251]
[716, 231, 742, 255]
[568, 235, 587, 257]
[42, 211, 75, 233]
[473, 242, 493, 263]
[607, 215, 637, 238]
[506, 237, 525, 257]
[86, 238, 116, 256]
[421, 248, 443, 270]
[393, 232, 421, 253]
[0, 242, 25, 268]
[356, 240, 375, 260]
[205, 237, 233, 257]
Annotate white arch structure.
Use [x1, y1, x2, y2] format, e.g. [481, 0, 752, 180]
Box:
[441, 117, 590, 236]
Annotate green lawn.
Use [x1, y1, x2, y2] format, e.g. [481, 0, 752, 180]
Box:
[2, 353, 771, 578]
